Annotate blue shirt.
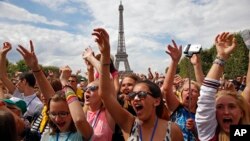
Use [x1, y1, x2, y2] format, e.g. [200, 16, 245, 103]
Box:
[171, 105, 197, 141]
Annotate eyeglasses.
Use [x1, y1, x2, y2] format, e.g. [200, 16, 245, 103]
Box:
[48, 111, 70, 118]
[84, 85, 98, 92]
[128, 91, 153, 101]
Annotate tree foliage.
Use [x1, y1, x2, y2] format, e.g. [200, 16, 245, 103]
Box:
[178, 33, 249, 80]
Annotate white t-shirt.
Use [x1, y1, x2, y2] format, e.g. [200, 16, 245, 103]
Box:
[13, 88, 43, 118]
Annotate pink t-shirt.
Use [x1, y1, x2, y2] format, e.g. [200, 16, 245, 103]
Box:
[87, 109, 113, 141]
[95, 71, 118, 79]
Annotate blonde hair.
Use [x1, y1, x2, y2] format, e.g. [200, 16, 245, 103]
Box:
[179, 80, 201, 98]
[216, 90, 250, 141]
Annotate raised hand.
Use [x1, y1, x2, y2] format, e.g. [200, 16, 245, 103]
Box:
[82, 47, 94, 60]
[186, 118, 195, 130]
[173, 74, 183, 86]
[215, 32, 237, 60]
[76, 69, 81, 75]
[92, 28, 110, 55]
[16, 40, 40, 71]
[165, 40, 182, 63]
[0, 42, 12, 56]
[59, 65, 72, 86]
[190, 54, 201, 66]
[84, 59, 93, 71]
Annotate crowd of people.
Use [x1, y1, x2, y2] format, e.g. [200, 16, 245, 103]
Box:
[1, 29, 250, 141]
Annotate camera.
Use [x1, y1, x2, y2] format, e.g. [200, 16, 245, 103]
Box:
[183, 44, 202, 57]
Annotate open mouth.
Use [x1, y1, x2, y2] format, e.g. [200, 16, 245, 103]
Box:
[56, 122, 66, 128]
[134, 103, 144, 113]
[85, 95, 91, 101]
[223, 118, 233, 124]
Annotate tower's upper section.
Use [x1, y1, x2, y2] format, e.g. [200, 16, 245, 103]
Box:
[119, 1, 123, 11]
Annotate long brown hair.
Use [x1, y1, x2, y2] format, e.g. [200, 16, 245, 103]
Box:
[47, 91, 76, 135]
[0, 110, 17, 141]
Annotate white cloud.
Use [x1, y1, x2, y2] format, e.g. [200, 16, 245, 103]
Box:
[1, 0, 250, 75]
[0, 1, 67, 26]
[0, 23, 90, 74]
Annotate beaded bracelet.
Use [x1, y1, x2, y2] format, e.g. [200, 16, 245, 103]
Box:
[66, 95, 78, 104]
[213, 58, 225, 66]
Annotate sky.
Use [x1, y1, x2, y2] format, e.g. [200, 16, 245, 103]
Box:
[0, 0, 250, 76]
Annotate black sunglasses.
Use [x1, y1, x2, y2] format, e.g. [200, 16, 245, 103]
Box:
[128, 91, 153, 100]
[84, 85, 98, 92]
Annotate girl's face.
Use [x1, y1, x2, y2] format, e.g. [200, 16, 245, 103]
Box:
[130, 83, 159, 121]
[120, 77, 136, 95]
[216, 95, 243, 133]
[49, 100, 72, 132]
[84, 83, 100, 106]
[181, 83, 199, 109]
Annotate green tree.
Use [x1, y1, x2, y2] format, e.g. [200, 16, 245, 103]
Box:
[16, 60, 29, 72]
[178, 33, 249, 80]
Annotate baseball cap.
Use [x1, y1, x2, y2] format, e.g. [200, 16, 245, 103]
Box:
[4, 97, 27, 114]
[80, 77, 87, 82]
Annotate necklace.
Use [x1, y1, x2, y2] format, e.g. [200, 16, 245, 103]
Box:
[27, 95, 37, 107]
[139, 117, 158, 141]
[56, 132, 72, 141]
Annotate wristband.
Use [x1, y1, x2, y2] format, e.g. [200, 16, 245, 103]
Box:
[213, 58, 225, 67]
[216, 56, 226, 62]
[102, 63, 110, 66]
[66, 95, 78, 104]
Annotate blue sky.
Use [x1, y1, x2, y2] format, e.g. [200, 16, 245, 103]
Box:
[0, 0, 250, 76]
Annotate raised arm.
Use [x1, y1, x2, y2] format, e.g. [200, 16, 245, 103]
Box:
[196, 32, 237, 141]
[59, 65, 72, 86]
[60, 66, 93, 139]
[162, 40, 182, 112]
[16, 40, 54, 103]
[190, 54, 204, 85]
[83, 57, 94, 83]
[0, 42, 16, 94]
[206, 33, 236, 80]
[82, 47, 101, 73]
[147, 67, 154, 81]
[93, 28, 134, 135]
[243, 52, 250, 106]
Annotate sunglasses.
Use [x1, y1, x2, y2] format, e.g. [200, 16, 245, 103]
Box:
[128, 91, 153, 100]
[48, 111, 70, 119]
[84, 85, 99, 92]
[156, 80, 164, 85]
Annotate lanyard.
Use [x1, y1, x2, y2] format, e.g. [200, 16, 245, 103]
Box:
[139, 117, 158, 141]
[91, 109, 102, 128]
[56, 132, 72, 141]
[27, 95, 37, 107]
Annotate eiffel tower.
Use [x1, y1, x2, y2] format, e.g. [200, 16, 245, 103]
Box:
[115, 1, 133, 74]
